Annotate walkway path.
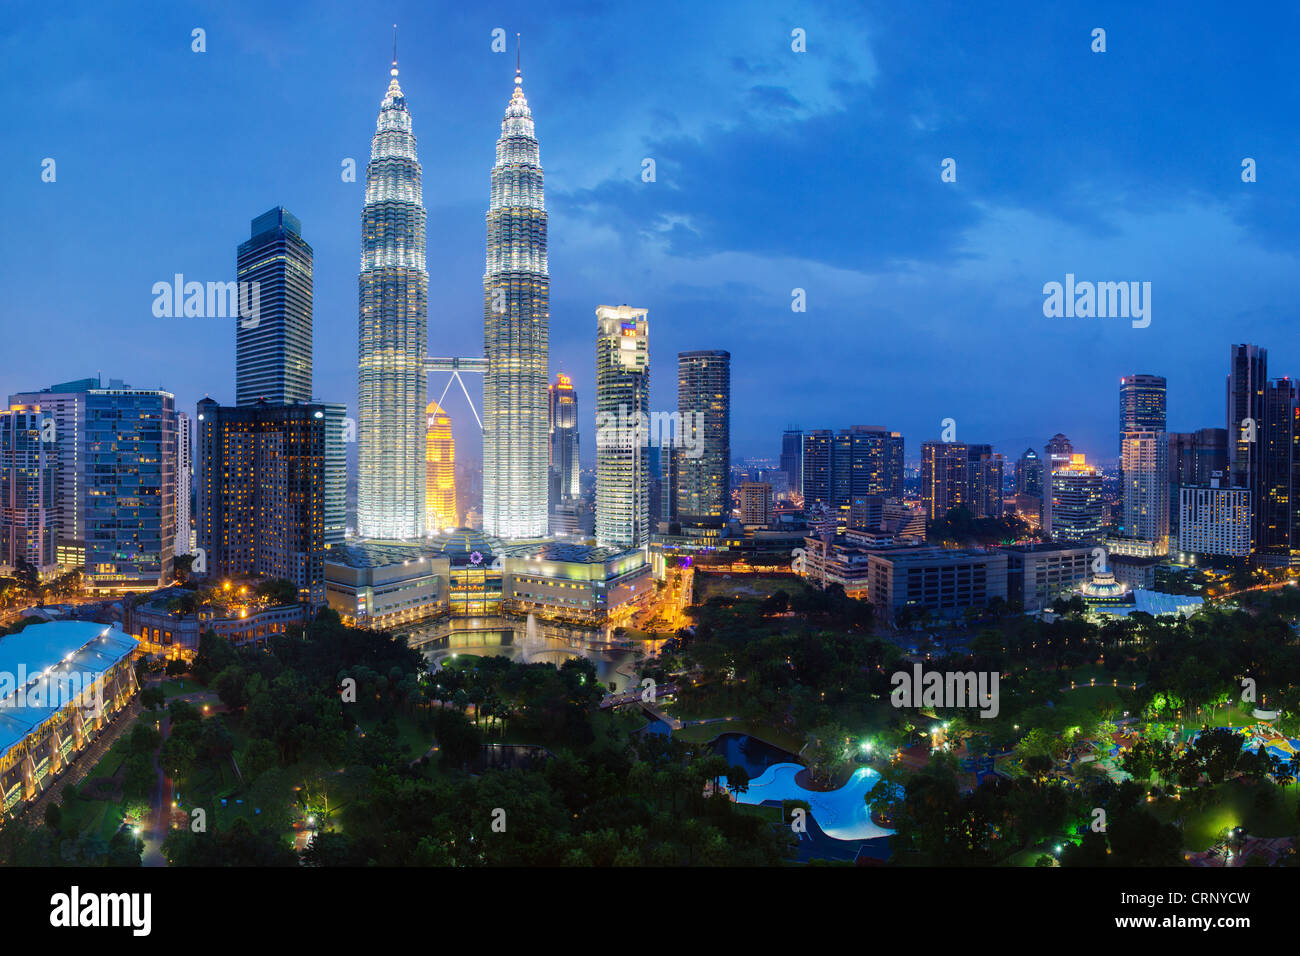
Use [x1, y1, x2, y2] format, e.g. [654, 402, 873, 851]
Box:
[23, 698, 143, 824]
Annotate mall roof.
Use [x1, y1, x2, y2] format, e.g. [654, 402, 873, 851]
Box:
[1094, 590, 1205, 618]
[0, 622, 138, 759]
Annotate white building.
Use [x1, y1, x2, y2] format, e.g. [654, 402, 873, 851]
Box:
[175, 411, 193, 556]
[1179, 477, 1251, 557]
[1121, 430, 1169, 554]
[595, 305, 650, 550]
[482, 64, 550, 540]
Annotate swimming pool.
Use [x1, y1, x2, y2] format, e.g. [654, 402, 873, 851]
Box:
[727, 762, 894, 841]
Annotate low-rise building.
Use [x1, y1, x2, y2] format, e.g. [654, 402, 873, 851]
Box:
[324, 529, 652, 631]
[0, 621, 139, 816]
[124, 585, 309, 655]
[999, 543, 1093, 613]
[866, 547, 1008, 625]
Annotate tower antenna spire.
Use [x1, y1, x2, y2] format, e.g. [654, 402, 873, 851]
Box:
[392, 23, 398, 68]
[516, 32, 521, 79]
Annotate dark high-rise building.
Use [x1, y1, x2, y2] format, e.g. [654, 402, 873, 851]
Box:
[801, 430, 833, 507]
[921, 441, 968, 522]
[1260, 378, 1299, 562]
[1227, 344, 1267, 548]
[1119, 374, 1167, 450]
[1043, 433, 1074, 528]
[548, 373, 580, 508]
[1168, 428, 1227, 534]
[676, 350, 730, 527]
[1045, 433, 1074, 473]
[967, 444, 1005, 519]
[800, 426, 903, 524]
[237, 207, 313, 407]
[196, 398, 325, 605]
[780, 427, 803, 497]
[1015, 447, 1043, 498]
[647, 444, 664, 529]
[357, 53, 428, 540]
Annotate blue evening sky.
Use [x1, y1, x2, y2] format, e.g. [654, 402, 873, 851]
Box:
[3, 0, 1298, 466]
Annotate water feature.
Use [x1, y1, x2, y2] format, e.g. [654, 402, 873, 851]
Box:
[709, 732, 893, 841]
[710, 732, 800, 777]
[730, 764, 891, 841]
[412, 614, 642, 692]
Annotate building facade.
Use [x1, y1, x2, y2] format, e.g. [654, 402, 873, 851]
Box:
[424, 401, 457, 533]
[548, 373, 580, 508]
[1259, 378, 1299, 564]
[357, 55, 428, 540]
[1044, 453, 1103, 542]
[676, 350, 731, 528]
[0, 406, 57, 575]
[1121, 430, 1170, 553]
[1179, 475, 1252, 557]
[780, 427, 803, 497]
[920, 440, 968, 522]
[1227, 344, 1267, 550]
[1000, 543, 1093, 613]
[236, 207, 313, 407]
[595, 305, 650, 550]
[196, 399, 325, 605]
[482, 63, 549, 540]
[175, 411, 193, 557]
[740, 481, 773, 528]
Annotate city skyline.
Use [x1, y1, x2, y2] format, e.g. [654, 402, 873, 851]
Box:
[8, 4, 1300, 468]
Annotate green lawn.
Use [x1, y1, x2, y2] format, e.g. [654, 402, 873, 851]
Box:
[692, 573, 800, 604]
[356, 714, 435, 761]
[1150, 780, 1300, 851]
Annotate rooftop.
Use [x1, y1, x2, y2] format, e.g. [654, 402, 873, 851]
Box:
[0, 622, 138, 758]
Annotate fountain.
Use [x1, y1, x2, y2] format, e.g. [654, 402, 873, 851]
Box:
[519, 613, 546, 664]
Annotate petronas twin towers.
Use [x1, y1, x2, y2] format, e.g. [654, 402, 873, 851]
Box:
[357, 47, 549, 541]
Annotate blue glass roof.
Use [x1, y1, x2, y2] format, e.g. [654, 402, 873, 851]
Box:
[0, 622, 138, 759]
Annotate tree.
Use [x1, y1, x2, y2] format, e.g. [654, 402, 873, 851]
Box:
[140, 687, 165, 711]
[804, 724, 850, 787]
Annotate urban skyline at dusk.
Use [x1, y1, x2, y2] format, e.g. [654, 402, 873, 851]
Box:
[6, 0, 1300, 904]
[6, 2, 1300, 465]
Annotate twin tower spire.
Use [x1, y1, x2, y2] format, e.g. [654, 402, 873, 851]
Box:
[356, 29, 549, 542]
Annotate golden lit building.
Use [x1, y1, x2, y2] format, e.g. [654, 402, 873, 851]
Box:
[425, 401, 457, 532]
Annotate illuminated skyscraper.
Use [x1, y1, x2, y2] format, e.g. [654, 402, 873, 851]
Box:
[357, 49, 428, 540]
[1044, 453, 1104, 542]
[1121, 430, 1170, 553]
[1118, 374, 1166, 453]
[425, 401, 457, 532]
[483, 58, 549, 540]
[595, 305, 649, 549]
[548, 373, 579, 506]
[196, 398, 324, 605]
[920, 441, 968, 522]
[175, 411, 193, 556]
[0, 405, 57, 574]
